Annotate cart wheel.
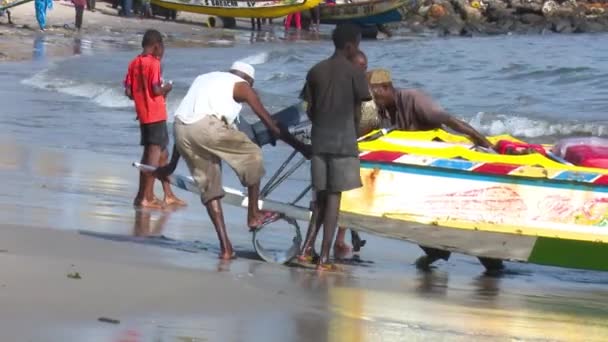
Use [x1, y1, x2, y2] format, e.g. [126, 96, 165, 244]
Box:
[252, 216, 302, 264]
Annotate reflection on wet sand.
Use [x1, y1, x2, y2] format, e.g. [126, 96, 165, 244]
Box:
[133, 207, 175, 237]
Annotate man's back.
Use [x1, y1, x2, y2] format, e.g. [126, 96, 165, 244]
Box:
[382, 89, 449, 131]
[174, 71, 244, 125]
[302, 54, 370, 156]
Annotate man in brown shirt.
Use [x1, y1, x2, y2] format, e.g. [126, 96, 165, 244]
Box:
[370, 69, 493, 149]
[368, 69, 499, 270]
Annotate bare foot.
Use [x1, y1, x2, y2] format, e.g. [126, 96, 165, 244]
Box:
[296, 246, 318, 263]
[219, 250, 236, 260]
[164, 196, 187, 207]
[315, 262, 341, 272]
[248, 211, 281, 231]
[136, 197, 164, 209]
[333, 242, 352, 259]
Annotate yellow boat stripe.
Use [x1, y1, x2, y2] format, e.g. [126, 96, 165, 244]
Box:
[379, 212, 608, 242]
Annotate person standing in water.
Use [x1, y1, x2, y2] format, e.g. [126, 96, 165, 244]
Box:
[332, 49, 377, 257]
[72, 0, 86, 31]
[124, 29, 185, 209]
[298, 23, 371, 270]
[153, 61, 310, 260]
[34, 0, 53, 31]
[284, 11, 302, 30]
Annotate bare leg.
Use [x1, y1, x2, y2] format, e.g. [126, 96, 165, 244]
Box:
[159, 148, 186, 207]
[298, 192, 326, 261]
[317, 192, 341, 269]
[135, 145, 163, 209]
[247, 182, 261, 226]
[246, 183, 279, 229]
[333, 226, 351, 258]
[205, 198, 234, 260]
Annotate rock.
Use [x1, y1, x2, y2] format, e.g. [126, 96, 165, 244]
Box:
[582, 3, 608, 16]
[451, 0, 485, 22]
[436, 14, 466, 35]
[574, 18, 608, 32]
[98, 317, 121, 324]
[511, 0, 544, 14]
[67, 271, 82, 279]
[519, 13, 544, 25]
[485, 3, 516, 22]
[551, 18, 574, 33]
[429, 3, 449, 19]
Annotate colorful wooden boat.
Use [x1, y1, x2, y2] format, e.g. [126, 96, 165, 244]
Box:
[340, 129, 608, 272]
[313, 0, 409, 26]
[150, 0, 322, 18]
[1, 0, 33, 11]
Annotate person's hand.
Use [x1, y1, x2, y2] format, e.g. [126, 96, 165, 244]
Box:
[162, 81, 173, 94]
[300, 144, 312, 159]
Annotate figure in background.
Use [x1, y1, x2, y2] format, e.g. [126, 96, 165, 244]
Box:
[285, 11, 301, 30]
[34, 0, 53, 31]
[73, 0, 86, 31]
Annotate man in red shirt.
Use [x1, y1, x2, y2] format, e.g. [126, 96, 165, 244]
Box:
[124, 29, 184, 209]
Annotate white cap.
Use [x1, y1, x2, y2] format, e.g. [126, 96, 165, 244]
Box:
[230, 61, 255, 80]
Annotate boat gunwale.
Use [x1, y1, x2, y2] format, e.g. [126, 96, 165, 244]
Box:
[359, 158, 608, 190]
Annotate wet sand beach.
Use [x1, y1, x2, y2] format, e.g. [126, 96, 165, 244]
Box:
[2, 4, 608, 341]
[2, 141, 608, 341]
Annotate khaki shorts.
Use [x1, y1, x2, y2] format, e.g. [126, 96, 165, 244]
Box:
[174, 116, 265, 204]
[311, 154, 362, 193]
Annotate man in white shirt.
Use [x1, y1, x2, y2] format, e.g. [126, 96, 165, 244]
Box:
[156, 61, 310, 260]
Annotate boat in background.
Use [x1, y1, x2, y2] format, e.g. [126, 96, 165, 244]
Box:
[1, 0, 33, 11]
[304, 0, 410, 26]
[150, 0, 322, 18]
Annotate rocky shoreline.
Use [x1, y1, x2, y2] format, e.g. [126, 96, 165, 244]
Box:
[397, 0, 608, 35]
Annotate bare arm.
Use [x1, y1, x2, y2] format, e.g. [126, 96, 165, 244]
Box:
[152, 82, 172, 97]
[443, 116, 493, 149]
[234, 82, 311, 157]
[125, 86, 133, 100]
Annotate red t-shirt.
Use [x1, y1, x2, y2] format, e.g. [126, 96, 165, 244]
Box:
[124, 54, 167, 124]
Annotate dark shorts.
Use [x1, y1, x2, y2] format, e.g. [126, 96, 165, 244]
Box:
[311, 154, 362, 193]
[140, 121, 169, 149]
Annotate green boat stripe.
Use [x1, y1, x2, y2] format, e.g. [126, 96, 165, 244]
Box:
[529, 237, 608, 272]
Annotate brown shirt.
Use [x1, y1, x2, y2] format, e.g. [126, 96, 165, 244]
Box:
[379, 89, 450, 130]
[300, 54, 371, 156]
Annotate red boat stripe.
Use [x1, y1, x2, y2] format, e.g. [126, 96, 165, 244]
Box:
[593, 175, 608, 185]
[360, 150, 405, 163]
[471, 163, 520, 175]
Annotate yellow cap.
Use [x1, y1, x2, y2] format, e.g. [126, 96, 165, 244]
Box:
[368, 68, 392, 85]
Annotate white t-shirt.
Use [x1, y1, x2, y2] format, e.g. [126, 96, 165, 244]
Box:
[174, 71, 246, 125]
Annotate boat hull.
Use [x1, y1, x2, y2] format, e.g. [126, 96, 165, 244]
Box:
[317, 0, 408, 25]
[150, 0, 321, 18]
[340, 146, 608, 272]
[0, 0, 33, 11]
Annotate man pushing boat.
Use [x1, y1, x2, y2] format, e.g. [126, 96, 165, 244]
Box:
[367, 68, 499, 269]
[153, 61, 310, 260]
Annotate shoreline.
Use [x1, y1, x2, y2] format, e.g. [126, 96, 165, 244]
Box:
[3, 0, 608, 62]
[0, 1, 266, 62]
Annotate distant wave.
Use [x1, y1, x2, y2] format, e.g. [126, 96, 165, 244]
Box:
[467, 112, 608, 139]
[237, 51, 270, 65]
